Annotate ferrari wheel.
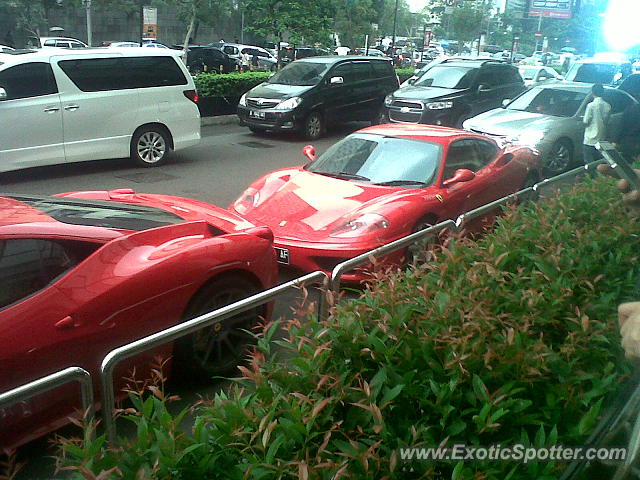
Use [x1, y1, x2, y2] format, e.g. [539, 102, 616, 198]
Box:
[406, 217, 437, 266]
[177, 276, 263, 377]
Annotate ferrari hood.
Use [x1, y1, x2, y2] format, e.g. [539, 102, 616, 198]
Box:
[237, 168, 412, 241]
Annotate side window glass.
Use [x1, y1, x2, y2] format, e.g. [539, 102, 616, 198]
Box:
[444, 139, 482, 178]
[44, 40, 56, 46]
[0, 239, 75, 309]
[371, 60, 393, 77]
[475, 68, 494, 87]
[351, 62, 374, 80]
[473, 139, 499, 167]
[331, 63, 354, 84]
[0, 62, 58, 100]
[121, 56, 188, 88]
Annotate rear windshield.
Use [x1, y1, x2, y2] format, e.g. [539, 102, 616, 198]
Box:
[10, 195, 184, 231]
[267, 61, 330, 86]
[565, 63, 617, 84]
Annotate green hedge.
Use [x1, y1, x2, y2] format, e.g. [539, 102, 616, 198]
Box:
[194, 68, 416, 98]
[56, 177, 639, 479]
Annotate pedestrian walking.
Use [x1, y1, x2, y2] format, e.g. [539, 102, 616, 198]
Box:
[241, 50, 251, 73]
[251, 52, 259, 70]
[583, 84, 611, 167]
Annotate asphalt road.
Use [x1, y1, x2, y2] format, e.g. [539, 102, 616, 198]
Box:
[0, 122, 368, 207]
[4, 121, 372, 480]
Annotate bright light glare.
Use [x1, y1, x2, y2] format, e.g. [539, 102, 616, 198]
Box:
[603, 0, 640, 51]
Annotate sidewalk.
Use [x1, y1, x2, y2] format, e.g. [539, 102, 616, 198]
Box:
[201, 114, 238, 127]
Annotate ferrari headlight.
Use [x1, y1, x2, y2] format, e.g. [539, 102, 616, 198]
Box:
[239, 93, 247, 107]
[233, 187, 259, 215]
[425, 101, 453, 110]
[329, 213, 390, 238]
[384, 93, 394, 106]
[274, 96, 302, 110]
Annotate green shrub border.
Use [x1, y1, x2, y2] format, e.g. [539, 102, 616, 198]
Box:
[194, 68, 416, 99]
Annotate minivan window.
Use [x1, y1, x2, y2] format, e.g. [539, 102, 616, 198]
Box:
[0, 62, 58, 100]
[414, 65, 476, 89]
[351, 62, 374, 80]
[58, 56, 187, 92]
[371, 60, 393, 78]
[268, 61, 330, 86]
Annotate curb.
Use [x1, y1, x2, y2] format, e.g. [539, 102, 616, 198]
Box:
[201, 114, 239, 127]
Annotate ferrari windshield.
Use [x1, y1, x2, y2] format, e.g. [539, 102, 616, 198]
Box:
[305, 133, 442, 187]
[11, 195, 184, 231]
[267, 62, 329, 86]
[506, 86, 587, 117]
[413, 65, 475, 89]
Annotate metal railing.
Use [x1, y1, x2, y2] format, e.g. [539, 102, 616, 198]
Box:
[0, 367, 95, 440]
[329, 162, 600, 293]
[1, 160, 604, 447]
[100, 270, 329, 441]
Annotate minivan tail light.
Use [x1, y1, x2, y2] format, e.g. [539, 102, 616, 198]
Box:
[183, 90, 199, 103]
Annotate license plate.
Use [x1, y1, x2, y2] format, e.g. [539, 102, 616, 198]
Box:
[249, 110, 266, 119]
[274, 247, 290, 265]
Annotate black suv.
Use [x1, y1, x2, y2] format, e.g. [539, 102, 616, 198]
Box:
[237, 56, 399, 139]
[384, 58, 525, 127]
[184, 46, 239, 74]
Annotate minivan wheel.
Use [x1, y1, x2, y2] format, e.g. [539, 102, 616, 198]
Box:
[131, 127, 171, 167]
[303, 111, 324, 140]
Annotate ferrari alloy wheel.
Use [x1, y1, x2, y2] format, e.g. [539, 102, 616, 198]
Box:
[177, 276, 263, 377]
[406, 218, 437, 266]
[545, 139, 573, 176]
[131, 127, 171, 167]
[303, 111, 324, 140]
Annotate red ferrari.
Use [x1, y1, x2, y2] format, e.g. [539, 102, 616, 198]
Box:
[231, 124, 540, 282]
[0, 189, 278, 450]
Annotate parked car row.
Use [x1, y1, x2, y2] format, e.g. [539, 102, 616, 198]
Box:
[237, 54, 640, 175]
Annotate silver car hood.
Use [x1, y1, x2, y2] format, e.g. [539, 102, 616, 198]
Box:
[464, 108, 563, 137]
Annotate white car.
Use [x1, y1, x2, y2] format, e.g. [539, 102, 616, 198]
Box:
[518, 65, 562, 87]
[106, 41, 141, 48]
[0, 48, 200, 172]
[35, 37, 88, 49]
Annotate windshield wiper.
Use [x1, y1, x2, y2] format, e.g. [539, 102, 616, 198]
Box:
[374, 180, 428, 186]
[317, 172, 370, 181]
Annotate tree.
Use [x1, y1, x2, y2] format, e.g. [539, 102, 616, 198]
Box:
[449, 1, 490, 52]
[243, 0, 333, 62]
[0, 0, 81, 39]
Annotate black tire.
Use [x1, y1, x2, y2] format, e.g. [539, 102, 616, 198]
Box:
[303, 111, 324, 140]
[248, 125, 267, 135]
[371, 107, 388, 126]
[191, 64, 204, 75]
[406, 217, 437, 266]
[130, 126, 171, 167]
[176, 276, 263, 378]
[545, 139, 574, 176]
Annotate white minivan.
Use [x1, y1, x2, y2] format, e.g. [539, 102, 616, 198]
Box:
[0, 48, 200, 172]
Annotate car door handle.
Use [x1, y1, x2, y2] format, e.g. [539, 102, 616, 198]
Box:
[55, 316, 78, 330]
[43, 106, 60, 113]
[64, 104, 80, 111]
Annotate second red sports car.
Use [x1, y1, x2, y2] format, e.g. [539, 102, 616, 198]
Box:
[0, 189, 278, 449]
[231, 124, 540, 281]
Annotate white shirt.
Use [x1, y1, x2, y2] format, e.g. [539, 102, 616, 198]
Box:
[583, 96, 611, 146]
